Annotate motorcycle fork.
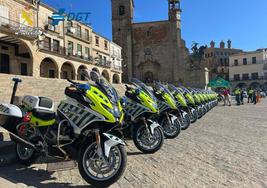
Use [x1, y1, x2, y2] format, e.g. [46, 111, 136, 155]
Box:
[95, 129, 104, 158]
[165, 112, 173, 126]
[142, 118, 151, 136]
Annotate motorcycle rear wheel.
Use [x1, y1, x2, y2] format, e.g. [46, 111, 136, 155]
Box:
[16, 143, 38, 166]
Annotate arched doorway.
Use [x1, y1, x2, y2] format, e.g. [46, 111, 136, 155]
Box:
[249, 82, 261, 90]
[61, 62, 75, 80]
[77, 65, 88, 81]
[102, 70, 110, 82]
[40, 58, 59, 78]
[92, 67, 100, 74]
[236, 83, 248, 89]
[0, 36, 33, 76]
[144, 71, 154, 83]
[112, 74, 120, 84]
[0, 54, 10, 74]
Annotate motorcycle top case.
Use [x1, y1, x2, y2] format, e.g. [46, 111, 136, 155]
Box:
[0, 103, 22, 133]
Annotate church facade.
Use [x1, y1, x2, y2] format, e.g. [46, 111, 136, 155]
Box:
[112, 0, 188, 83]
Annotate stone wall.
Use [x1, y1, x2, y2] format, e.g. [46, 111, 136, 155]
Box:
[0, 74, 126, 106]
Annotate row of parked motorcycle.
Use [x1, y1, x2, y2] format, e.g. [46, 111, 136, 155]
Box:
[0, 70, 218, 187]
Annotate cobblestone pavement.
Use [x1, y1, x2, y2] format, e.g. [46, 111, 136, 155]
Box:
[0, 100, 266, 188]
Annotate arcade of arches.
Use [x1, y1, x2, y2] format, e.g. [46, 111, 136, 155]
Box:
[0, 37, 121, 83]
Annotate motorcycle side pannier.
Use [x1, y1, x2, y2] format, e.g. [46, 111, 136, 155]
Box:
[0, 104, 22, 133]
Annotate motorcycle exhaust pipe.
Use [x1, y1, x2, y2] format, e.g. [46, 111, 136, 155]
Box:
[8, 131, 37, 150]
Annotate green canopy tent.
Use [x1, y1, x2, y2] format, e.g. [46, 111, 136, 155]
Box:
[207, 77, 231, 89]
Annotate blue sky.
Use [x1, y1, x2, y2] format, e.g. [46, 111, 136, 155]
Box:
[43, 0, 267, 51]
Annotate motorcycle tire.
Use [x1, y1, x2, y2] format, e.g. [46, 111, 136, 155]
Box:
[16, 143, 39, 166]
[161, 117, 181, 139]
[78, 142, 127, 187]
[133, 125, 164, 154]
[181, 113, 191, 130]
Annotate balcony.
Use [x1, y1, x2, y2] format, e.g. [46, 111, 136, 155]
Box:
[230, 76, 267, 82]
[95, 60, 111, 68]
[0, 16, 38, 40]
[66, 28, 92, 43]
[39, 41, 64, 55]
[112, 64, 122, 71]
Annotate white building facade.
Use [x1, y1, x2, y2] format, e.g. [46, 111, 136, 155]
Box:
[229, 49, 267, 91]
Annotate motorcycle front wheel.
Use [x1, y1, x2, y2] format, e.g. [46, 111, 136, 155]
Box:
[180, 113, 191, 130]
[161, 116, 181, 138]
[133, 124, 164, 153]
[78, 142, 127, 187]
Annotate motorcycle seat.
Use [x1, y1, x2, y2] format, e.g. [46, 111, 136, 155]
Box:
[32, 109, 56, 121]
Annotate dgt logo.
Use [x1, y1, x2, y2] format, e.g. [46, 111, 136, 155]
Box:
[51, 8, 91, 26]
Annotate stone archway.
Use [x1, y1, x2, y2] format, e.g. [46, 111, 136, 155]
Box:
[236, 83, 248, 89]
[144, 71, 154, 83]
[0, 36, 33, 76]
[40, 58, 59, 78]
[61, 62, 75, 80]
[77, 65, 88, 81]
[102, 70, 110, 82]
[92, 67, 100, 74]
[249, 82, 261, 90]
[112, 74, 120, 84]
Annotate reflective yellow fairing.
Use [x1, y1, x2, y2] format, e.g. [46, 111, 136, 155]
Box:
[138, 90, 158, 113]
[162, 93, 177, 110]
[30, 115, 56, 127]
[85, 86, 123, 123]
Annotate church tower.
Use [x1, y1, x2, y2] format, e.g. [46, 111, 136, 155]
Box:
[111, 0, 134, 82]
[168, 0, 185, 83]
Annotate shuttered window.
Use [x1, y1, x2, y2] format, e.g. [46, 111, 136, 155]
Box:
[0, 5, 9, 25]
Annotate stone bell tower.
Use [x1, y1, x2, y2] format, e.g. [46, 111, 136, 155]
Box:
[168, 0, 185, 83]
[111, 0, 134, 82]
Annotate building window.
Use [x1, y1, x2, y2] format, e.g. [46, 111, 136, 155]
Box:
[85, 47, 90, 58]
[53, 39, 59, 52]
[234, 74, 240, 81]
[119, 5, 125, 16]
[242, 73, 249, 80]
[211, 52, 213, 57]
[44, 37, 51, 51]
[77, 25, 81, 38]
[49, 69, 55, 78]
[225, 58, 229, 66]
[20, 63, 27, 75]
[104, 40, 108, 50]
[252, 57, 257, 64]
[85, 29, 90, 41]
[251, 73, 259, 80]
[103, 56, 107, 63]
[234, 59, 238, 66]
[220, 58, 223, 66]
[77, 44, 82, 57]
[67, 41, 73, 55]
[95, 36, 99, 46]
[264, 72, 267, 79]
[243, 58, 247, 65]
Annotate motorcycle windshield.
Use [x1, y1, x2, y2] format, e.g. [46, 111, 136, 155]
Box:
[168, 84, 183, 95]
[130, 78, 156, 101]
[84, 70, 119, 104]
[155, 82, 176, 101]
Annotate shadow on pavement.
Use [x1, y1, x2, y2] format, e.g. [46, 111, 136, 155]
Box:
[127, 151, 144, 156]
[0, 164, 90, 188]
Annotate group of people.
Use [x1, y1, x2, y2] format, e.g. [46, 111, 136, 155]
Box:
[234, 88, 261, 105]
[220, 88, 262, 106]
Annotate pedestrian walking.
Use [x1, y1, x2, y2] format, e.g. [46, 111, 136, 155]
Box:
[222, 88, 231, 106]
[253, 90, 257, 104]
[240, 89, 244, 105]
[256, 90, 261, 103]
[234, 88, 241, 105]
[248, 88, 253, 103]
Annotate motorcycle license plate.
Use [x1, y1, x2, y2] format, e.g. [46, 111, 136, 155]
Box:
[47, 160, 76, 171]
